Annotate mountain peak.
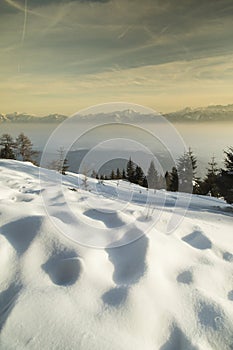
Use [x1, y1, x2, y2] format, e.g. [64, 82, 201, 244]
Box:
[0, 104, 232, 123]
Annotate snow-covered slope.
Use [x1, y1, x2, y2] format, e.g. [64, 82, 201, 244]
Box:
[0, 160, 233, 350]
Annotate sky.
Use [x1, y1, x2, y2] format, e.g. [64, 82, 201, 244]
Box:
[0, 0, 233, 115]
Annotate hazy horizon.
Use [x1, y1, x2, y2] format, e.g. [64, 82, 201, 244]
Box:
[1, 102, 233, 117]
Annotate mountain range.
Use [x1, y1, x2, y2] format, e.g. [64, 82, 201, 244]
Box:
[0, 104, 233, 123]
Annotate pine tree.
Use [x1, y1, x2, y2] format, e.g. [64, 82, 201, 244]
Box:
[224, 147, 233, 172]
[0, 134, 16, 159]
[142, 176, 148, 188]
[177, 151, 194, 193]
[147, 161, 159, 189]
[122, 169, 126, 180]
[58, 147, 69, 175]
[187, 147, 197, 177]
[165, 171, 171, 190]
[110, 170, 116, 180]
[218, 147, 233, 204]
[116, 168, 122, 179]
[166, 167, 179, 192]
[188, 148, 201, 194]
[61, 157, 69, 175]
[201, 156, 220, 197]
[157, 174, 165, 189]
[126, 157, 135, 183]
[135, 165, 144, 186]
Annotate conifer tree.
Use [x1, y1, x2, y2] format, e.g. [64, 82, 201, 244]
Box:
[166, 167, 179, 192]
[110, 170, 116, 180]
[116, 168, 122, 179]
[218, 147, 233, 204]
[188, 147, 201, 194]
[16, 132, 37, 163]
[187, 147, 197, 178]
[224, 147, 233, 172]
[126, 157, 135, 183]
[122, 169, 126, 180]
[135, 165, 144, 186]
[157, 174, 165, 189]
[165, 171, 171, 190]
[177, 151, 194, 193]
[61, 157, 69, 175]
[142, 176, 148, 188]
[147, 161, 159, 189]
[201, 156, 220, 197]
[0, 134, 16, 159]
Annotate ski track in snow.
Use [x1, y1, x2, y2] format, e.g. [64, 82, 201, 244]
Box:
[0, 160, 233, 350]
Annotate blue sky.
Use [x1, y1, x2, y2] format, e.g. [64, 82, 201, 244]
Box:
[0, 0, 233, 115]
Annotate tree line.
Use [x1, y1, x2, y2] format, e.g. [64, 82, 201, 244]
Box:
[0, 132, 232, 204]
[0, 133, 38, 164]
[91, 147, 233, 204]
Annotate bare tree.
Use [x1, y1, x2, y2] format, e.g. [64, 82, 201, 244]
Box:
[48, 147, 69, 175]
[16, 132, 38, 164]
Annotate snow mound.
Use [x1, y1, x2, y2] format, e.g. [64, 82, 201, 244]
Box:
[0, 160, 233, 350]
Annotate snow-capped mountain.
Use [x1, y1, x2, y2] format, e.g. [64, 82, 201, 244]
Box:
[164, 104, 233, 122]
[76, 109, 157, 123]
[0, 112, 67, 123]
[0, 104, 233, 123]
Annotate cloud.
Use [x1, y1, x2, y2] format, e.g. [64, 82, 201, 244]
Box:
[0, 0, 232, 113]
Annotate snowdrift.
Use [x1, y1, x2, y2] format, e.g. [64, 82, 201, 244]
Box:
[0, 160, 233, 350]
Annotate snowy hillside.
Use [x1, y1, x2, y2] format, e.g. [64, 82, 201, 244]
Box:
[0, 160, 233, 350]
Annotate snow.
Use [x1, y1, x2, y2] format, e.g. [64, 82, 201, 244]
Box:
[0, 159, 233, 349]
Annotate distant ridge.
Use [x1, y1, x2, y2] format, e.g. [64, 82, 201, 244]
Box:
[0, 112, 67, 123]
[164, 104, 233, 122]
[1, 104, 233, 123]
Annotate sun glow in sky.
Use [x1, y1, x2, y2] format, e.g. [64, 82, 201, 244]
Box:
[0, 0, 233, 115]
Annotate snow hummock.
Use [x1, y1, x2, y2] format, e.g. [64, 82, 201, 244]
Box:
[0, 160, 233, 349]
